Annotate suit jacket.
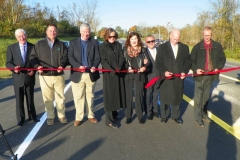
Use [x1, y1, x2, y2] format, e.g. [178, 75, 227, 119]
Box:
[6, 42, 35, 87]
[68, 37, 100, 83]
[145, 47, 159, 81]
[155, 41, 191, 105]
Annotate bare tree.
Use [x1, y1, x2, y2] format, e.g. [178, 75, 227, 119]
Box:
[79, 0, 100, 33]
[137, 22, 148, 37]
[64, 0, 100, 34]
[0, 0, 25, 25]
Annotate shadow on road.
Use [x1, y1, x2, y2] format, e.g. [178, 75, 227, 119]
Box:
[206, 91, 237, 160]
[68, 138, 105, 160]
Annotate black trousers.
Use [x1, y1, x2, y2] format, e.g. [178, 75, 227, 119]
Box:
[146, 83, 159, 116]
[125, 79, 143, 120]
[194, 76, 214, 121]
[14, 84, 37, 122]
[160, 103, 180, 120]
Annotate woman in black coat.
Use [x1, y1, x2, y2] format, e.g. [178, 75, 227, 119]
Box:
[124, 32, 151, 124]
[99, 28, 126, 129]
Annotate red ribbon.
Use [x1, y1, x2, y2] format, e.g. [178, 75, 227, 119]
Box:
[2, 66, 240, 89]
[145, 66, 240, 89]
[0, 67, 140, 73]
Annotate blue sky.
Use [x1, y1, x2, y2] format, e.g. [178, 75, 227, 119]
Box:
[26, 0, 209, 30]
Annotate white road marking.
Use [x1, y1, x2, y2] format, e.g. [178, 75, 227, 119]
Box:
[14, 82, 72, 159]
[220, 74, 240, 82]
[225, 64, 238, 67]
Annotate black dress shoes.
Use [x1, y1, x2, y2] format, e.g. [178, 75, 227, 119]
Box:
[17, 120, 25, 126]
[125, 118, 131, 124]
[172, 118, 183, 124]
[161, 119, 167, 124]
[29, 118, 40, 122]
[154, 112, 160, 118]
[139, 119, 144, 124]
[114, 115, 121, 120]
[33, 118, 40, 122]
[18, 121, 24, 126]
[17, 117, 25, 126]
[147, 114, 154, 120]
[107, 123, 118, 129]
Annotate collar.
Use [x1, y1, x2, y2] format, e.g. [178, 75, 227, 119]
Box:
[19, 42, 27, 47]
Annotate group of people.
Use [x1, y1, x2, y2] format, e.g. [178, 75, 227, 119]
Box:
[6, 23, 226, 129]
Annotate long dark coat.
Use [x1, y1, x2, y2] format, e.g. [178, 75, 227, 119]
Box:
[99, 41, 126, 111]
[155, 41, 191, 105]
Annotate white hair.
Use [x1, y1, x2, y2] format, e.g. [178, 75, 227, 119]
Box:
[80, 23, 91, 32]
[15, 29, 26, 37]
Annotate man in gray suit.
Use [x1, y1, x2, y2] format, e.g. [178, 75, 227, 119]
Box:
[145, 35, 160, 120]
[6, 29, 39, 126]
[68, 23, 100, 127]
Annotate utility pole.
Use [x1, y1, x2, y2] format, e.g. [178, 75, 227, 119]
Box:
[159, 26, 160, 40]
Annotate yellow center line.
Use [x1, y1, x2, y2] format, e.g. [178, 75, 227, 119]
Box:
[183, 94, 240, 140]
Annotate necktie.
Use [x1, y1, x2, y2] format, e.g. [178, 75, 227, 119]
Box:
[21, 45, 26, 63]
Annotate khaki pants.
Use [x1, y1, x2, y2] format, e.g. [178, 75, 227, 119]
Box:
[39, 75, 66, 119]
[71, 73, 96, 121]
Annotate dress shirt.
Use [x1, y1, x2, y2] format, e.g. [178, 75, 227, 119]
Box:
[148, 48, 157, 61]
[171, 43, 178, 59]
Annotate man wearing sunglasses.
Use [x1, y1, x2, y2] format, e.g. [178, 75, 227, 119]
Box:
[155, 29, 191, 124]
[144, 35, 160, 120]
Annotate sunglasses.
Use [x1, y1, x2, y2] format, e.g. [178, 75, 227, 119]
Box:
[146, 40, 155, 43]
[109, 36, 116, 39]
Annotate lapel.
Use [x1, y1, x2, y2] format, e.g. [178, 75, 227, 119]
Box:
[25, 42, 31, 63]
[146, 47, 155, 63]
[77, 37, 82, 61]
[14, 43, 25, 65]
[87, 38, 93, 59]
[175, 43, 182, 61]
[167, 42, 175, 60]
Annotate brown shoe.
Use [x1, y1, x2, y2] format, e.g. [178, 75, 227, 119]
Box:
[89, 118, 97, 123]
[73, 121, 81, 127]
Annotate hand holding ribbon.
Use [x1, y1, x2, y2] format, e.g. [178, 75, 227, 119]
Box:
[14, 66, 20, 73]
[37, 66, 43, 74]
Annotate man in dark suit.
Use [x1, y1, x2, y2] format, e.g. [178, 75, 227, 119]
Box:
[145, 35, 160, 120]
[6, 29, 39, 126]
[68, 23, 100, 127]
[155, 29, 191, 124]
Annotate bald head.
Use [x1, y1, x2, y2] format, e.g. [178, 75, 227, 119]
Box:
[170, 29, 180, 45]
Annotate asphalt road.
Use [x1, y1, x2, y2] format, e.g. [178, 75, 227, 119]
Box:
[0, 60, 240, 160]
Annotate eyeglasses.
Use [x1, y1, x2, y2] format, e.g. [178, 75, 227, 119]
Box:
[108, 36, 116, 39]
[146, 40, 155, 43]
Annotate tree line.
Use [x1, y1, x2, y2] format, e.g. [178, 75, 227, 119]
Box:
[0, 0, 240, 60]
[0, 0, 100, 38]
